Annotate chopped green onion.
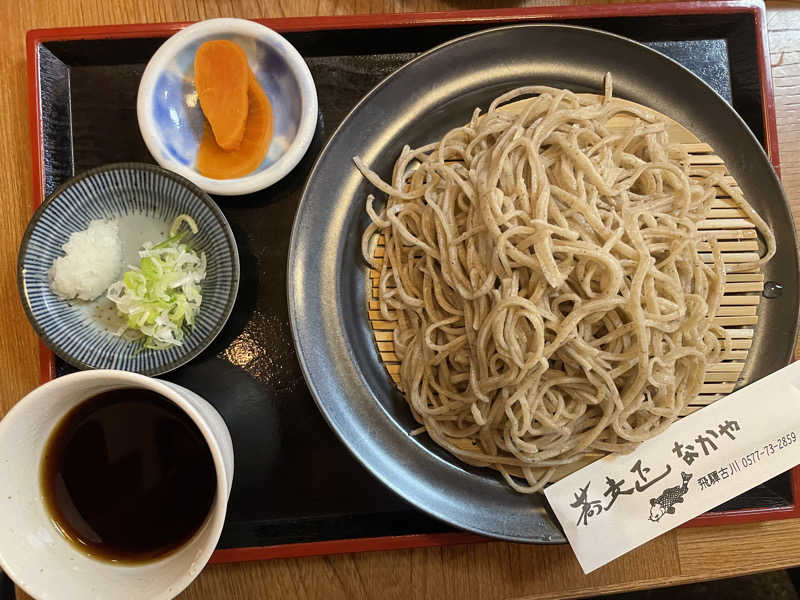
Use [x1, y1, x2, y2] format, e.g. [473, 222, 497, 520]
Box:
[107, 214, 206, 350]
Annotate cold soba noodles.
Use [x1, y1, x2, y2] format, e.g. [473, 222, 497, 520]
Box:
[357, 76, 775, 493]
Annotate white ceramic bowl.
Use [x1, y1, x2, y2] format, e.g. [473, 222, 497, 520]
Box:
[0, 371, 234, 600]
[137, 18, 318, 195]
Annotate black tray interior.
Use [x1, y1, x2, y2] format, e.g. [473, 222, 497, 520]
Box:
[35, 11, 792, 550]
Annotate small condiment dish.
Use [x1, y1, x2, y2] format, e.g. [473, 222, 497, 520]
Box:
[137, 18, 318, 195]
[17, 163, 240, 376]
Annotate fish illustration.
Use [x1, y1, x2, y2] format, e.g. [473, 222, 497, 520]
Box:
[648, 471, 692, 522]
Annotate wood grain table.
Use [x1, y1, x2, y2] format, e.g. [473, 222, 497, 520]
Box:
[2, 1, 799, 598]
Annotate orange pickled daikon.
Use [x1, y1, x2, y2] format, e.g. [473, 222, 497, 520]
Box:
[196, 73, 274, 179]
[194, 40, 251, 151]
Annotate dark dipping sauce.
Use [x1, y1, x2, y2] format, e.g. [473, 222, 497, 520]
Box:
[40, 388, 217, 563]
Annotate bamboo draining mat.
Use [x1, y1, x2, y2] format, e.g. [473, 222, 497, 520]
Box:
[366, 96, 763, 472]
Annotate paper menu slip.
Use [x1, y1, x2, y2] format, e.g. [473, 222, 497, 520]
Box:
[544, 360, 800, 574]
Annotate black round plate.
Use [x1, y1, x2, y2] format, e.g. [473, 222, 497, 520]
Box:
[288, 24, 798, 543]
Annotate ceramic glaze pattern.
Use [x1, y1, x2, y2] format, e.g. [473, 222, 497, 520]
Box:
[150, 35, 302, 170]
[138, 18, 317, 195]
[18, 163, 240, 376]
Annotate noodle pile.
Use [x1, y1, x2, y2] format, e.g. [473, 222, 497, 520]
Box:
[357, 79, 775, 493]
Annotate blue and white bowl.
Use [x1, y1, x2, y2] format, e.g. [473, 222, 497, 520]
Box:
[18, 163, 240, 376]
[137, 18, 318, 196]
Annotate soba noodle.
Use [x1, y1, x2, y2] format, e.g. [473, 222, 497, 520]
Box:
[357, 78, 775, 493]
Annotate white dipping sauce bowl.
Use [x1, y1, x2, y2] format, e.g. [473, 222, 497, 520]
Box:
[0, 370, 234, 600]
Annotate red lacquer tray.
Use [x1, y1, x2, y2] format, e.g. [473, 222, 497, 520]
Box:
[25, 0, 800, 564]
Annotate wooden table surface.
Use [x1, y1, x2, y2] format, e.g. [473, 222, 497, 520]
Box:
[2, 0, 799, 598]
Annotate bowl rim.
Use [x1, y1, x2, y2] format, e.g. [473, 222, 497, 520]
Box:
[136, 17, 318, 196]
[17, 162, 241, 376]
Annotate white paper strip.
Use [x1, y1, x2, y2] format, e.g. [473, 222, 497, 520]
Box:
[544, 360, 800, 574]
